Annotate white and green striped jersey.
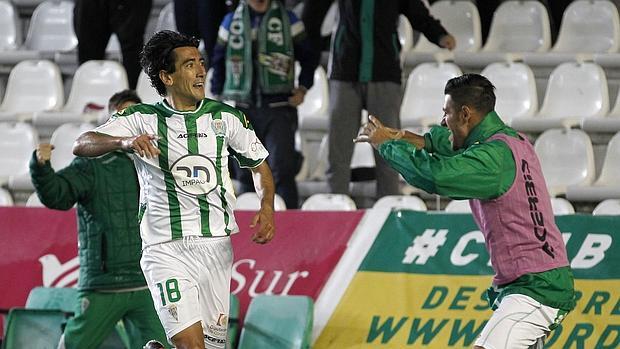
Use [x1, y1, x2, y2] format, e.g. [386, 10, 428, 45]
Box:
[95, 99, 268, 247]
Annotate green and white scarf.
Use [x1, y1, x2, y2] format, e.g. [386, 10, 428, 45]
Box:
[223, 0, 294, 102]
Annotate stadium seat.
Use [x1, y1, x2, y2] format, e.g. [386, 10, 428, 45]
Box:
[444, 200, 472, 213]
[0, 1, 20, 51]
[550, 197, 575, 215]
[398, 15, 414, 60]
[511, 62, 608, 132]
[400, 62, 462, 128]
[567, 131, 620, 201]
[155, 2, 176, 32]
[301, 193, 356, 211]
[1, 308, 68, 349]
[298, 66, 329, 133]
[49, 123, 95, 170]
[33, 60, 129, 136]
[0, 187, 13, 206]
[480, 62, 537, 124]
[482, 0, 551, 53]
[534, 128, 595, 196]
[235, 192, 287, 211]
[412, 0, 481, 53]
[0, 60, 64, 122]
[26, 192, 44, 207]
[0, 0, 77, 65]
[238, 295, 313, 349]
[25, 287, 77, 313]
[320, 1, 338, 37]
[552, 0, 620, 54]
[581, 88, 620, 133]
[0, 122, 38, 184]
[136, 71, 161, 105]
[592, 199, 620, 216]
[373, 195, 427, 211]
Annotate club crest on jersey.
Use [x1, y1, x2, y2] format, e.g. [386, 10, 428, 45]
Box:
[211, 119, 227, 137]
[171, 154, 218, 196]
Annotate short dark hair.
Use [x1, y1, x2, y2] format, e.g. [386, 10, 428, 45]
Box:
[140, 30, 200, 96]
[108, 89, 141, 112]
[444, 74, 496, 115]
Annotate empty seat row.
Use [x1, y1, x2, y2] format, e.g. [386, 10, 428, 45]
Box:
[403, 0, 620, 69]
[401, 60, 620, 133]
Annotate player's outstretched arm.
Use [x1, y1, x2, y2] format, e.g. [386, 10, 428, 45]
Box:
[73, 131, 161, 158]
[355, 115, 425, 149]
[249, 161, 275, 244]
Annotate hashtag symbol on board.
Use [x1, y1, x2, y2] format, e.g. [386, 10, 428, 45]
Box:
[402, 229, 448, 265]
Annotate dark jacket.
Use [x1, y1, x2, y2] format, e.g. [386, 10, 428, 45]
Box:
[303, 0, 449, 83]
[30, 152, 145, 291]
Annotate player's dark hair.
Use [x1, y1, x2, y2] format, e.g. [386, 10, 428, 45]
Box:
[108, 89, 141, 112]
[140, 30, 200, 96]
[444, 74, 496, 115]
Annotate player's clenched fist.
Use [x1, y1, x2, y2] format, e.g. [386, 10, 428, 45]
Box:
[36, 143, 55, 165]
[121, 134, 161, 158]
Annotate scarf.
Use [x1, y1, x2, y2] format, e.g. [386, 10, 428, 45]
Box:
[223, 0, 294, 102]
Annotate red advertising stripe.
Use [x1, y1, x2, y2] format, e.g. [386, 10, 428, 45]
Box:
[231, 210, 364, 324]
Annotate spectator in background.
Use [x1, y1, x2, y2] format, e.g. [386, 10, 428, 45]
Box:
[73, 0, 153, 88]
[303, 0, 455, 202]
[30, 90, 169, 349]
[173, 0, 229, 68]
[211, 0, 319, 209]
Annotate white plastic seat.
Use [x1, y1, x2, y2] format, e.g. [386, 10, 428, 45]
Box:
[0, 60, 64, 121]
[155, 2, 177, 32]
[483, 1, 551, 53]
[33, 60, 129, 136]
[49, 123, 95, 169]
[0, 188, 13, 206]
[298, 66, 329, 132]
[511, 62, 608, 132]
[0, 1, 20, 51]
[444, 200, 471, 213]
[301, 193, 356, 211]
[0, 122, 39, 184]
[550, 197, 575, 215]
[481, 62, 537, 124]
[567, 131, 620, 201]
[137, 71, 162, 105]
[26, 0, 77, 52]
[320, 1, 338, 37]
[235, 192, 287, 211]
[398, 15, 414, 60]
[373, 195, 427, 211]
[552, 0, 620, 53]
[534, 128, 595, 196]
[581, 88, 620, 133]
[26, 192, 44, 207]
[400, 62, 462, 128]
[413, 0, 481, 53]
[592, 199, 620, 215]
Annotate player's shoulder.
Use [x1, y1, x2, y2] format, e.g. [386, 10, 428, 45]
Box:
[115, 102, 165, 118]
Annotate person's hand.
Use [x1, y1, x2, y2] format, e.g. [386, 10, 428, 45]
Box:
[354, 115, 405, 149]
[36, 143, 54, 165]
[250, 206, 275, 244]
[120, 134, 161, 158]
[288, 87, 307, 107]
[439, 34, 456, 51]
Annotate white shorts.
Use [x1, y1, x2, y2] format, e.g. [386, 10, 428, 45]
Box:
[141, 236, 233, 348]
[474, 294, 565, 349]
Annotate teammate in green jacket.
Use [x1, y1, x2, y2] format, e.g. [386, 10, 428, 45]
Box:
[30, 90, 168, 349]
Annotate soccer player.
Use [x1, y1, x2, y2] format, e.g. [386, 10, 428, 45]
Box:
[355, 74, 575, 349]
[73, 30, 276, 349]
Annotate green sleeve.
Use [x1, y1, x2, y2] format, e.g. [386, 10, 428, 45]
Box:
[379, 139, 516, 200]
[423, 126, 461, 156]
[29, 152, 94, 210]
